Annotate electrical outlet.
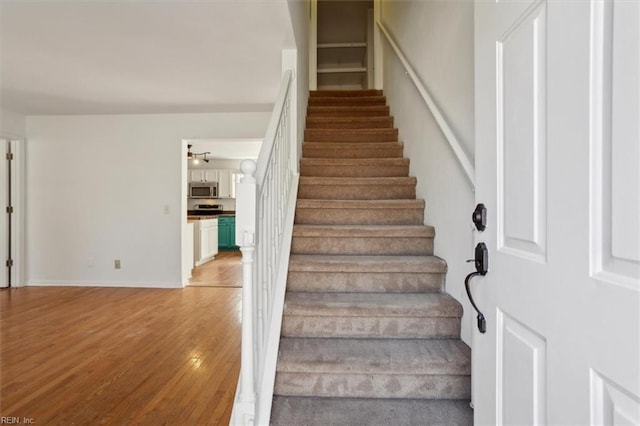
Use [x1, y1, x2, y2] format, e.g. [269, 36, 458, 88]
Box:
[114, 260, 121, 269]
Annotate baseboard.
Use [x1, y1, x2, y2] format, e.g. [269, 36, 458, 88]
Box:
[25, 280, 183, 289]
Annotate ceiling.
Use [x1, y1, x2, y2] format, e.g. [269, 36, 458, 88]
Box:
[0, 1, 296, 115]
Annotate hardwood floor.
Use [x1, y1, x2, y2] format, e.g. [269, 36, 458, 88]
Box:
[189, 251, 242, 288]
[0, 286, 241, 425]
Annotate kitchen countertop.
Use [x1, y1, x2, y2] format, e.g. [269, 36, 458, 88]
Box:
[188, 215, 217, 221]
[187, 212, 236, 222]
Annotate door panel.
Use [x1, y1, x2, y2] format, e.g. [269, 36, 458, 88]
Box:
[497, 0, 547, 261]
[591, 0, 640, 287]
[591, 370, 640, 425]
[498, 311, 547, 426]
[475, 0, 640, 424]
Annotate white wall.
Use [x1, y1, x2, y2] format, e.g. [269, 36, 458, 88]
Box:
[0, 108, 26, 139]
[287, 0, 311, 161]
[380, 1, 476, 345]
[25, 112, 270, 287]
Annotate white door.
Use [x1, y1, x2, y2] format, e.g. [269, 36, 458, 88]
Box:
[0, 139, 8, 288]
[474, 1, 640, 425]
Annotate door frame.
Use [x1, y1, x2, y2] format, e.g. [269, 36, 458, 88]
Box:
[1, 138, 26, 287]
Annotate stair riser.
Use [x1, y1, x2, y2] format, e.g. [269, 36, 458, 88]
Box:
[307, 108, 390, 117]
[286, 271, 444, 293]
[302, 144, 403, 158]
[291, 236, 434, 256]
[271, 397, 474, 426]
[308, 97, 387, 106]
[305, 117, 394, 129]
[300, 164, 409, 177]
[295, 209, 423, 225]
[305, 129, 398, 142]
[310, 90, 383, 97]
[281, 316, 461, 339]
[274, 373, 471, 399]
[298, 184, 416, 200]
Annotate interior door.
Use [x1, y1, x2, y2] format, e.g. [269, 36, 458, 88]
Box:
[474, 1, 640, 424]
[1, 139, 8, 288]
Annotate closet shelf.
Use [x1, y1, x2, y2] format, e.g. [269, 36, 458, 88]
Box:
[318, 42, 367, 49]
[317, 67, 367, 74]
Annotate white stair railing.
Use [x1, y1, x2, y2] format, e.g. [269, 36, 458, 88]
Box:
[231, 69, 299, 426]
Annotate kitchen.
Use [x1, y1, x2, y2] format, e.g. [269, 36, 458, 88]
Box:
[182, 139, 261, 286]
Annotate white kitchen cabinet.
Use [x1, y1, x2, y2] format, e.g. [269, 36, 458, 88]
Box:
[230, 172, 242, 198]
[215, 169, 241, 198]
[189, 169, 219, 183]
[193, 218, 218, 266]
[217, 170, 232, 198]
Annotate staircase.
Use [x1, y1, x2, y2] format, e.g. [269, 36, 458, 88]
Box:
[270, 90, 473, 425]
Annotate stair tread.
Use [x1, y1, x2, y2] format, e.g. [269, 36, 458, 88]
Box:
[306, 128, 397, 134]
[303, 141, 403, 148]
[277, 337, 471, 375]
[288, 254, 446, 273]
[300, 157, 409, 165]
[284, 292, 463, 318]
[297, 199, 424, 209]
[308, 96, 387, 104]
[299, 176, 416, 186]
[302, 143, 405, 160]
[293, 224, 435, 237]
[306, 116, 393, 123]
[308, 105, 389, 112]
[271, 396, 473, 426]
[310, 90, 384, 97]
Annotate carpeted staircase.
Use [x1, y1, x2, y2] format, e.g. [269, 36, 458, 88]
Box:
[270, 90, 473, 425]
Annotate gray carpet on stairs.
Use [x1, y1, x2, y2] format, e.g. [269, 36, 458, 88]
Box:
[271, 396, 473, 426]
[270, 89, 473, 425]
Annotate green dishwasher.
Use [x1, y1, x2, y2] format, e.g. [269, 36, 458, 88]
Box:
[217, 216, 238, 250]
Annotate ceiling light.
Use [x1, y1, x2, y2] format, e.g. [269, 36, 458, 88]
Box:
[186, 144, 211, 163]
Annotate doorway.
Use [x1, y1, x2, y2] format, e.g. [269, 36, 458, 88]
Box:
[311, 0, 375, 90]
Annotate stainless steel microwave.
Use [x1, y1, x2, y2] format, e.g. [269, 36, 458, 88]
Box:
[189, 182, 218, 199]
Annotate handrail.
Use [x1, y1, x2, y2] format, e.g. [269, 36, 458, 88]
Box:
[255, 70, 293, 185]
[376, 20, 475, 189]
[230, 69, 299, 426]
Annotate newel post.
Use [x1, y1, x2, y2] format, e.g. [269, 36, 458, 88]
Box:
[235, 159, 257, 424]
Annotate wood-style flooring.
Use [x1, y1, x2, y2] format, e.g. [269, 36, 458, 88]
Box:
[189, 251, 242, 288]
[0, 285, 241, 425]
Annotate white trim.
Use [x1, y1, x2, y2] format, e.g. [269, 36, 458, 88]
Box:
[25, 280, 182, 288]
[309, 0, 317, 90]
[373, 0, 383, 90]
[376, 19, 476, 189]
[1, 139, 26, 288]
